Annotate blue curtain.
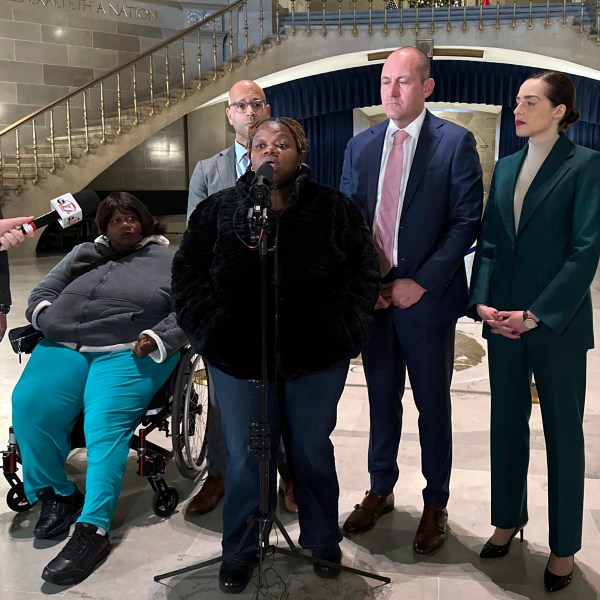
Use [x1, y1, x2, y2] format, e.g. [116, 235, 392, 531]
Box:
[499, 106, 526, 158]
[264, 61, 600, 186]
[299, 111, 353, 189]
[568, 120, 600, 150]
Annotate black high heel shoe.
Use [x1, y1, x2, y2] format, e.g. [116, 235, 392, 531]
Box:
[544, 556, 573, 593]
[480, 524, 527, 558]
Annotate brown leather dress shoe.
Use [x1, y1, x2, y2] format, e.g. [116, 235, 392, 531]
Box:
[186, 476, 225, 515]
[342, 490, 395, 535]
[278, 478, 298, 513]
[413, 506, 448, 555]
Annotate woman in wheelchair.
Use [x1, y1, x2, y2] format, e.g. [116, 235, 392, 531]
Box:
[11, 191, 187, 586]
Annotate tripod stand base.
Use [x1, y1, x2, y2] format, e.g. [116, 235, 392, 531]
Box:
[154, 514, 391, 587]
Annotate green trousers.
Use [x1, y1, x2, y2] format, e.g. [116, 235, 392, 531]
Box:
[487, 335, 587, 557]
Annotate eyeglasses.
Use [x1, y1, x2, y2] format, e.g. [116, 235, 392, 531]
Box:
[229, 100, 267, 113]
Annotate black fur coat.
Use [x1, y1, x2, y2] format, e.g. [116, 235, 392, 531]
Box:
[172, 167, 380, 379]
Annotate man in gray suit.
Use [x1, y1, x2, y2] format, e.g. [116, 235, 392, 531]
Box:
[187, 80, 271, 220]
[186, 80, 278, 515]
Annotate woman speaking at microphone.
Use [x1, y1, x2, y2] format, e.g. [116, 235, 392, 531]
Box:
[172, 118, 379, 594]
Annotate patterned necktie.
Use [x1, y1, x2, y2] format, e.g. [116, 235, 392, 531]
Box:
[239, 153, 250, 177]
[375, 129, 409, 276]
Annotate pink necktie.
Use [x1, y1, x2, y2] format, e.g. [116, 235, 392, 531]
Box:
[375, 129, 409, 276]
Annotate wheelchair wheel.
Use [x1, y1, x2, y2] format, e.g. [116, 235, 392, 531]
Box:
[152, 487, 179, 517]
[172, 347, 209, 479]
[7, 484, 34, 512]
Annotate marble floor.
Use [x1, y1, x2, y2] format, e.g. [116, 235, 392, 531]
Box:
[1, 250, 599, 600]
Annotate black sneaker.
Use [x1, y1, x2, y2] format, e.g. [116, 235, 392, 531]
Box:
[34, 486, 85, 540]
[41, 522, 111, 585]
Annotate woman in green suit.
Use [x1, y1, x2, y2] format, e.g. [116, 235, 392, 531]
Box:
[469, 71, 600, 593]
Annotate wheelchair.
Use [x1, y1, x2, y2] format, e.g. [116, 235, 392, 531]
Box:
[2, 346, 209, 519]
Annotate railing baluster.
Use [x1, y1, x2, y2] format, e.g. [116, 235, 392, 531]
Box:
[383, 0, 389, 37]
[528, 0, 534, 29]
[512, 0, 517, 30]
[66, 99, 73, 163]
[447, 2, 452, 32]
[49, 109, 56, 175]
[195, 31, 204, 87]
[290, 0, 297, 35]
[165, 46, 171, 108]
[212, 21, 219, 81]
[244, 1, 250, 63]
[14, 129, 21, 195]
[149, 55, 156, 116]
[31, 119, 39, 185]
[352, 0, 358, 37]
[415, 2, 420, 35]
[338, 0, 343, 36]
[100, 82, 107, 144]
[83, 90, 91, 151]
[132, 65, 140, 123]
[306, 0, 313, 36]
[562, 0, 567, 25]
[228, 9, 235, 72]
[479, 1, 484, 32]
[495, 0, 500, 31]
[398, 0, 404, 36]
[182, 38, 189, 96]
[578, 1, 585, 35]
[275, 2, 282, 44]
[597, 0, 600, 45]
[116, 73, 123, 134]
[322, 0, 328, 36]
[545, 0, 551, 28]
[260, 0, 267, 51]
[368, 0, 373, 36]
[462, 1, 468, 32]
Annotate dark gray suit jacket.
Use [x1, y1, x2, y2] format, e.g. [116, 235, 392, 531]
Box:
[187, 145, 238, 221]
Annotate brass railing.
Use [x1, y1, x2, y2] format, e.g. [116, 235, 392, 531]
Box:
[0, 0, 597, 202]
[283, 0, 597, 38]
[0, 0, 264, 199]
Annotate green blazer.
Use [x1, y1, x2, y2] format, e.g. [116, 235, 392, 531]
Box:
[468, 133, 600, 350]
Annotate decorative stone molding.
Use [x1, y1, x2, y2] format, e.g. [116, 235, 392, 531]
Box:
[187, 9, 212, 27]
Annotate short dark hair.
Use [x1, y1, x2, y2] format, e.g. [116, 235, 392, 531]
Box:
[96, 191, 166, 237]
[247, 117, 309, 161]
[527, 71, 580, 131]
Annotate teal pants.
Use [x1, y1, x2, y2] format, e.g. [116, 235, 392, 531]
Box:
[12, 339, 179, 532]
[487, 336, 587, 557]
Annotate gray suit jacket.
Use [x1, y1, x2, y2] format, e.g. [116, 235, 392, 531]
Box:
[187, 145, 238, 221]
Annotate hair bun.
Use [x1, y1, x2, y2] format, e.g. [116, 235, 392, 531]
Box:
[563, 108, 580, 127]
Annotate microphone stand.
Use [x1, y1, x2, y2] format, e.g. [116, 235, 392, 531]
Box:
[154, 189, 390, 593]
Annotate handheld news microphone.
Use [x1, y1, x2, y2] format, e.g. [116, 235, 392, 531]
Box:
[20, 190, 101, 234]
[249, 163, 274, 205]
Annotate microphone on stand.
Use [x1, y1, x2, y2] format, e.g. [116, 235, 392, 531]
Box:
[247, 163, 274, 245]
[249, 163, 274, 206]
[20, 190, 101, 234]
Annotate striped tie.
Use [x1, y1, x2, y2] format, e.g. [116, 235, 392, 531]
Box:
[374, 129, 409, 276]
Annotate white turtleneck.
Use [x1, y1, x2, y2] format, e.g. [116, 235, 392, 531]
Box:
[514, 132, 560, 230]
